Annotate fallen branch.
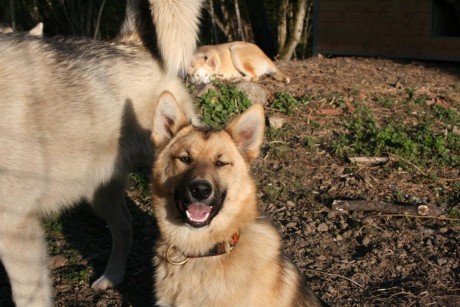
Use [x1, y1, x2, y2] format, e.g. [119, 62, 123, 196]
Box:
[370, 214, 460, 221]
[332, 200, 443, 217]
[348, 156, 389, 165]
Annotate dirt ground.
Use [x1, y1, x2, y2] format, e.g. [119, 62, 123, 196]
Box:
[0, 56, 459, 306]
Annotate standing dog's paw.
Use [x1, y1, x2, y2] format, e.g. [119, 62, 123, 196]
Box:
[91, 274, 120, 292]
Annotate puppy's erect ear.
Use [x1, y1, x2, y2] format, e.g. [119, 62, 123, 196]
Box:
[152, 91, 188, 148]
[226, 104, 265, 163]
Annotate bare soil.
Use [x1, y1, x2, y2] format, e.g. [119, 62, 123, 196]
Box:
[1, 56, 459, 306]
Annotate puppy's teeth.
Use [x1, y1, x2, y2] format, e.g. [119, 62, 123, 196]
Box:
[185, 210, 210, 223]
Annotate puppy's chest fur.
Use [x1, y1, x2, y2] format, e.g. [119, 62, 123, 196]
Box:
[154, 223, 297, 307]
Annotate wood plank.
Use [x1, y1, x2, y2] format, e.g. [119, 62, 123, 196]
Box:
[318, 0, 430, 13]
[317, 21, 428, 37]
[318, 33, 459, 49]
[317, 39, 460, 61]
[317, 30, 459, 45]
[314, 0, 460, 61]
[318, 10, 431, 24]
[316, 30, 430, 45]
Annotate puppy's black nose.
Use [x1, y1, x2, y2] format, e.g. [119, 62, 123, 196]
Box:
[188, 180, 212, 201]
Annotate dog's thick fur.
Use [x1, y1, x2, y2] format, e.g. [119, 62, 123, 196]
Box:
[0, 0, 203, 306]
[151, 95, 323, 306]
[187, 41, 290, 84]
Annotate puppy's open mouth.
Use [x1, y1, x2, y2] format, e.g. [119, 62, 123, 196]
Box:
[175, 179, 226, 228]
[178, 201, 215, 227]
[186, 203, 212, 224]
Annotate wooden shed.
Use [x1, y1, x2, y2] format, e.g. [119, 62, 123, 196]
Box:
[313, 0, 460, 61]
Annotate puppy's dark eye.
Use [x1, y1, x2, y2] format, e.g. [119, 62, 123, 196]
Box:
[215, 160, 229, 167]
[178, 156, 192, 164]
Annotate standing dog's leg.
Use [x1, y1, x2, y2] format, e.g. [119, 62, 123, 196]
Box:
[0, 211, 51, 307]
[89, 176, 133, 291]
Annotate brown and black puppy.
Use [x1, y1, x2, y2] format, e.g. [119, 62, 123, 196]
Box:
[151, 92, 324, 307]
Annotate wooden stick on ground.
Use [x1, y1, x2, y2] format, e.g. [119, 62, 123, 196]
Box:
[332, 200, 443, 217]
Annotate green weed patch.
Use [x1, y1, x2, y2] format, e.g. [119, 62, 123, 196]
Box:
[270, 92, 301, 115]
[196, 81, 252, 129]
[332, 105, 460, 170]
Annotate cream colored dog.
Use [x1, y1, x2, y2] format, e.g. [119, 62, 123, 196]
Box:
[0, 0, 203, 306]
[188, 41, 290, 84]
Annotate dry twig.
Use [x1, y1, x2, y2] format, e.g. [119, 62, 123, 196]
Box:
[348, 156, 389, 165]
[332, 200, 443, 216]
[370, 214, 460, 221]
[388, 153, 428, 176]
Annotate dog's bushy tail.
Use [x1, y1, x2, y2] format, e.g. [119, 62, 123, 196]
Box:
[151, 0, 203, 78]
[118, 0, 203, 78]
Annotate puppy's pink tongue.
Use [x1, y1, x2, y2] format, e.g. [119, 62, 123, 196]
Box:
[186, 203, 212, 221]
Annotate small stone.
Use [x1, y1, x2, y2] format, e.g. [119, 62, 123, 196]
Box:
[96, 300, 108, 307]
[268, 116, 287, 129]
[327, 211, 336, 219]
[287, 201, 296, 208]
[305, 225, 316, 233]
[48, 255, 67, 270]
[317, 255, 327, 261]
[436, 258, 448, 266]
[335, 235, 343, 241]
[452, 125, 460, 136]
[362, 236, 371, 246]
[317, 223, 329, 232]
[286, 222, 297, 228]
[334, 167, 345, 176]
[342, 230, 353, 239]
[234, 81, 269, 105]
[439, 227, 448, 234]
[362, 217, 374, 225]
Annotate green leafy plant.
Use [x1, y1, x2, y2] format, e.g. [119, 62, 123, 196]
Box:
[270, 91, 301, 115]
[63, 265, 92, 283]
[332, 105, 460, 170]
[375, 96, 394, 107]
[196, 81, 252, 129]
[432, 105, 460, 126]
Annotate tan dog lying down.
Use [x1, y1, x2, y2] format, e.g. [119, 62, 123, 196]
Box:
[188, 41, 290, 84]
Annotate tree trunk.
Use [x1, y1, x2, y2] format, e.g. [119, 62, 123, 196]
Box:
[94, 0, 106, 39]
[277, 0, 289, 54]
[9, 0, 15, 30]
[204, 0, 232, 41]
[300, 1, 313, 58]
[234, 0, 245, 41]
[280, 0, 307, 60]
[208, 0, 219, 43]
